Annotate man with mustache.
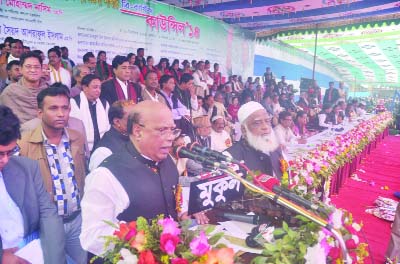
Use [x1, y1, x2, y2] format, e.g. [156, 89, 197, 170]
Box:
[80, 101, 180, 256]
[226, 101, 283, 179]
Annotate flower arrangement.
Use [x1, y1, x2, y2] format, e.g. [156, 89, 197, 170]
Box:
[251, 208, 368, 264]
[286, 112, 392, 197]
[93, 215, 235, 264]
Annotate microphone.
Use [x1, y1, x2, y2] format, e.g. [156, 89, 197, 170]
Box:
[174, 146, 228, 169]
[219, 212, 270, 225]
[254, 174, 328, 215]
[189, 142, 241, 164]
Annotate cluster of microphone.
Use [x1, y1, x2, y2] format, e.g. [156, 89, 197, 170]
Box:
[173, 142, 240, 170]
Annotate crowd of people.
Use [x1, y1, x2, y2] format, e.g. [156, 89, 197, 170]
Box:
[0, 36, 371, 263]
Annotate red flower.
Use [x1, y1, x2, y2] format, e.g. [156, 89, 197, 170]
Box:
[345, 238, 357, 249]
[138, 250, 157, 264]
[114, 221, 137, 241]
[160, 233, 180, 255]
[328, 247, 341, 260]
[171, 258, 189, 264]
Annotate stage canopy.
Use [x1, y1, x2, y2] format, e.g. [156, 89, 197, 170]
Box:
[155, 0, 400, 32]
[157, 0, 400, 86]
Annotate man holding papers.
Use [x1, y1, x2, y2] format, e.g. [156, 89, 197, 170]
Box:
[0, 105, 65, 263]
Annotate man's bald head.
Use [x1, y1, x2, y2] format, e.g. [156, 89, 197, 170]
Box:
[127, 101, 172, 134]
[127, 101, 175, 161]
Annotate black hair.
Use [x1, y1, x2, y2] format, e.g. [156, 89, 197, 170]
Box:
[159, 74, 174, 89]
[213, 63, 219, 68]
[32, 49, 44, 57]
[6, 60, 19, 71]
[111, 55, 128, 69]
[127, 53, 136, 61]
[83, 52, 95, 63]
[20, 51, 42, 66]
[146, 56, 153, 62]
[47, 47, 61, 57]
[322, 103, 333, 111]
[81, 74, 100, 87]
[0, 44, 4, 49]
[60, 46, 68, 52]
[137, 48, 144, 53]
[296, 110, 307, 120]
[180, 73, 194, 85]
[97, 50, 106, 60]
[108, 100, 132, 125]
[144, 70, 157, 80]
[37, 83, 70, 109]
[278, 111, 292, 122]
[10, 38, 23, 46]
[4, 37, 14, 44]
[0, 106, 21, 145]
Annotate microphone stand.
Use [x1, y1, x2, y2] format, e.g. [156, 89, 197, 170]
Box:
[222, 167, 352, 263]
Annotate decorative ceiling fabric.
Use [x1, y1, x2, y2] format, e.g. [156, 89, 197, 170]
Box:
[156, 0, 400, 32]
[156, 0, 400, 85]
[272, 21, 400, 84]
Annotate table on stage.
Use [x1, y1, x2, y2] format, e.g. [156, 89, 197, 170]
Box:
[285, 112, 391, 199]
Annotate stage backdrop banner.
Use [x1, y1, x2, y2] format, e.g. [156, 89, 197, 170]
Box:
[0, 0, 255, 77]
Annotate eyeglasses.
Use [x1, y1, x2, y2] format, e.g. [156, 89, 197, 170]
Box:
[0, 145, 20, 158]
[138, 124, 181, 138]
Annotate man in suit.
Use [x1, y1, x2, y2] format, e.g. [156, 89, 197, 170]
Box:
[0, 105, 66, 264]
[323, 81, 340, 105]
[226, 101, 283, 179]
[100, 55, 142, 105]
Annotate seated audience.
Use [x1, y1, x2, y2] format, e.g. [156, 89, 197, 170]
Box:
[210, 115, 232, 152]
[95, 51, 113, 81]
[274, 111, 304, 149]
[192, 96, 206, 118]
[0, 60, 21, 94]
[0, 52, 48, 124]
[293, 110, 309, 137]
[318, 103, 335, 128]
[48, 47, 71, 88]
[70, 64, 90, 97]
[227, 96, 240, 123]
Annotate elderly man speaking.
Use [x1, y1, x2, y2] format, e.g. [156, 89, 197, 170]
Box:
[226, 101, 283, 179]
[80, 101, 180, 256]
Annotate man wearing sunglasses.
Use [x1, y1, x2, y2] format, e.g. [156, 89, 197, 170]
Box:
[0, 106, 66, 264]
[80, 101, 180, 257]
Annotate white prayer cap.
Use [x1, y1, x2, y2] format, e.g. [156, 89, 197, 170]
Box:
[238, 101, 265, 124]
[211, 115, 224, 122]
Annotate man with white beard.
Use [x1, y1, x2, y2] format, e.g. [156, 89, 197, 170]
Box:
[226, 101, 283, 179]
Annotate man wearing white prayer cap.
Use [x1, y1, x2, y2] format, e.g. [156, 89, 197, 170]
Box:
[210, 115, 232, 152]
[226, 101, 283, 178]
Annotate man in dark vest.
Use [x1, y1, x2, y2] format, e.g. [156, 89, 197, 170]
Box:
[88, 100, 135, 171]
[80, 101, 180, 256]
[226, 101, 283, 179]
